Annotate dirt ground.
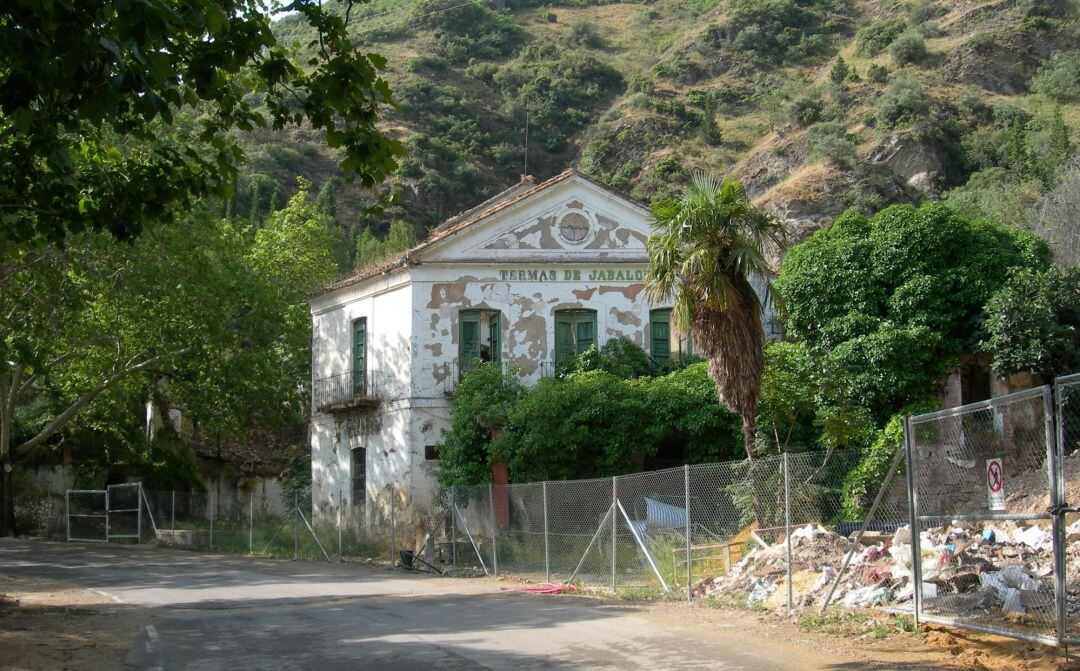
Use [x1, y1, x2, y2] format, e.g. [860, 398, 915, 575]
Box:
[2, 571, 1077, 671]
[0, 575, 147, 671]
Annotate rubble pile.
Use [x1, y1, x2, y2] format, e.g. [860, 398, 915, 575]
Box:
[692, 520, 1070, 621]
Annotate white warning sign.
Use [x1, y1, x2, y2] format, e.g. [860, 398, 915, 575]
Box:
[986, 458, 1005, 511]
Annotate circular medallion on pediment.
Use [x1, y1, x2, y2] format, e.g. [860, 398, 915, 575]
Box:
[558, 211, 591, 245]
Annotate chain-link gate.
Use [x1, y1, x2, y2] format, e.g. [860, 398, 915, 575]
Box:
[65, 482, 154, 544]
[65, 489, 108, 543]
[906, 385, 1061, 645]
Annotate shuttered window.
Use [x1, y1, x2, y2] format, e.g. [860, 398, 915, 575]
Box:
[650, 309, 671, 365]
[554, 309, 597, 363]
[352, 318, 367, 395]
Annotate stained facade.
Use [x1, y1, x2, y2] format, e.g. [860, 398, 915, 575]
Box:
[308, 171, 775, 525]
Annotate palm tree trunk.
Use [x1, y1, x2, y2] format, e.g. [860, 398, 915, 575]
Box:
[740, 412, 767, 529]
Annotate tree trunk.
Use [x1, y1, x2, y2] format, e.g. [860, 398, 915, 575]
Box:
[740, 413, 767, 529]
[0, 409, 14, 537]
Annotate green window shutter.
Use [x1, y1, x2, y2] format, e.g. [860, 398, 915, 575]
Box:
[460, 311, 481, 371]
[555, 312, 575, 363]
[488, 313, 501, 363]
[574, 311, 596, 354]
[650, 309, 671, 364]
[555, 309, 597, 361]
[352, 318, 367, 394]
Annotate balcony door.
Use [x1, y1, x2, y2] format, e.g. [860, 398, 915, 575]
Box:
[459, 310, 501, 374]
[554, 309, 597, 363]
[352, 317, 367, 395]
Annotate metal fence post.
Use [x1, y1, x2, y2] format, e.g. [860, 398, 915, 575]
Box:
[450, 485, 457, 574]
[248, 489, 254, 554]
[64, 490, 70, 542]
[543, 481, 550, 584]
[903, 416, 921, 629]
[611, 475, 617, 593]
[170, 490, 175, 531]
[684, 464, 691, 602]
[209, 490, 214, 550]
[137, 483, 143, 544]
[293, 492, 299, 560]
[390, 486, 396, 566]
[1045, 386, 1065, 645]
[489, 483, 498, 577]
[784, 452, 793, 613]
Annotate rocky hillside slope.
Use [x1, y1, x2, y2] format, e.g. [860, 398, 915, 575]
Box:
[248, 0, 1079, 264]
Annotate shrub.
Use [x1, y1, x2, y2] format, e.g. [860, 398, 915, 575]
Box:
[539, 10, 557, 22]
[888, 31, 927, 65]
[566, 21, 605, 49]
[874, 72, 930, 129]
[804, 122, 857, 166]
[965, 32, 995, 51]
[437, 361, 743, 485]
[866, 63, 889, 83]
[788, 94, 824, 126]
[906, 0, 946, 23]
[855, 18, 906, 57]
[1029, 52, 1080, 103]
[829, 56, 851, 84]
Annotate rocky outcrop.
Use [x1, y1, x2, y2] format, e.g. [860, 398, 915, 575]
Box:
[871, 127, 947, 193]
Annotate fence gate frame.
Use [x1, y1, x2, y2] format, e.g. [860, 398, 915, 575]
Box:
[65, 482, 151, 544]
[65, 489, 108, 543]
[904, 378, 1076, 647]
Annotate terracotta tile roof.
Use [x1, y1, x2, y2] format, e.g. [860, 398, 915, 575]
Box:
[308, 169, 648, 300]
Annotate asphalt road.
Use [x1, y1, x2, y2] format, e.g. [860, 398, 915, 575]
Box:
[0, 538, 890, 670]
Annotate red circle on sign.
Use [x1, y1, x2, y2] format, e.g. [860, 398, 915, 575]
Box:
[987, 461, 1003, 493]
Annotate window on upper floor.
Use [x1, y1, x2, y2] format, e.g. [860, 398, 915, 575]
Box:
[459, 309, 501, 375]
[554, 309, 597, 363]
[352, 318, 367, 394]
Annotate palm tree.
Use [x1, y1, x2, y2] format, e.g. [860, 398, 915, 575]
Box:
[644, 173, 785, 461]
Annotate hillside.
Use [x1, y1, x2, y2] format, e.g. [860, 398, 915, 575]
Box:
[246, 0, 1079, 265]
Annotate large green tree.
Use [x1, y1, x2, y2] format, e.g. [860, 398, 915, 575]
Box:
[0, 0, 401, 255]
[644, 173, 785, 460]
[776, 202, 1051, 423]
[0, 185, 339, 535]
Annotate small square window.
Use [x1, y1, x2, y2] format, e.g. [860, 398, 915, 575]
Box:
[425, 445, 441, 461]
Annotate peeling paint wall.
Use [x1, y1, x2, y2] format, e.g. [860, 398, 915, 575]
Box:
[309, 176, 779, 528]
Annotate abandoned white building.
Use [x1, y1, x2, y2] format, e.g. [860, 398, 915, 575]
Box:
[307, 170, 779, 527]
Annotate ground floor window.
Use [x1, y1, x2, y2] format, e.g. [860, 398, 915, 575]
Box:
[459, 309, 501, 374]
[351, 447, 366, 506]
[554, 309, 597, 363]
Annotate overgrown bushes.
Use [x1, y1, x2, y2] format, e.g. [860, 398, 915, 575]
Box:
[437, 344, 741, 486]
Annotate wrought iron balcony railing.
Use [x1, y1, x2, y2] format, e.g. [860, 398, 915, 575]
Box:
[312, 370, 382, 412]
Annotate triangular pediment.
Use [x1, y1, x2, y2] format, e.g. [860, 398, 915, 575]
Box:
[416, 173, 652, 263]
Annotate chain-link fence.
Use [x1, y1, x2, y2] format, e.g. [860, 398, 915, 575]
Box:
[445, 448, 901, 605]
[905, 377, 1078, 647]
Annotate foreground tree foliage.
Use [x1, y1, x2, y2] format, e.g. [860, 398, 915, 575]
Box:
[0, 0, 401, 254]
[0, 185, 339, 534]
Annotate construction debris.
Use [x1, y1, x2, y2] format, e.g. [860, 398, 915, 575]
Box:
[692, 520, 1067, 621]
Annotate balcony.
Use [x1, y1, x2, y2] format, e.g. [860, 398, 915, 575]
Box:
[312, 370, 383, 413]
[441, 361, 558, 396]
